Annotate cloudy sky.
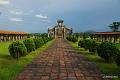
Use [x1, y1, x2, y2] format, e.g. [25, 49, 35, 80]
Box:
[0, 0, 120, 33]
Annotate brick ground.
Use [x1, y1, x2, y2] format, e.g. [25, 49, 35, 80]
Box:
[15, 38, 110, 80]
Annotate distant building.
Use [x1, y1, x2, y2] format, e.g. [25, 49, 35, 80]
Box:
[0, 30, 27, 42]
[48, 20, 72, 38]
[91, 32, 120, 43]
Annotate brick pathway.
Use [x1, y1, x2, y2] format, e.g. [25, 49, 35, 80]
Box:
[15, 38, 107, 80]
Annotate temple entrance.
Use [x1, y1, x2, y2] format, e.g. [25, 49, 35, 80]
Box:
[56, 28, 63, 38]
[48, 20, 72, 39]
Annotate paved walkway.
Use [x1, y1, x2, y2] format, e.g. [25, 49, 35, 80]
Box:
[15, 38, 106, 80]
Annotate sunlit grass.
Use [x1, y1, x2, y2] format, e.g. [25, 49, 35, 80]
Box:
[0, 40, 54, 80]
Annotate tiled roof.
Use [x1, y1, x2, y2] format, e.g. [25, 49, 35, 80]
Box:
[93, 32, 120, 35]
[0, 30, 27, 35]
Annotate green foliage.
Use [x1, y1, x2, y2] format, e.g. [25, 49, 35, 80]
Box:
[109, 22, 120, 32]
[33, 37, 53, 49]
[23, 38, 35, 52]
[47, 37, 54, 41]
[78, 39, 90, 50]
[42, 37, 48, 44]
[66, 35, 78, 43]
[0, 39, 53, 80]
[8, 41, 27, 59]
[116, 53, 120, 66]
[88, 40, 98, 53]
[78, 39, 98, 54]
[33, 38, 41, 49]
[70, 40, 120, 79]
[78, 40, 86, 48]
[97, 41, 119, 63]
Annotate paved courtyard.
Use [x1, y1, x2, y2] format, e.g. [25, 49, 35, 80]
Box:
[15, 38, 107, 80]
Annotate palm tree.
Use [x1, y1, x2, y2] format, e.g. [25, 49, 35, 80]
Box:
[109, 22, 120, 32]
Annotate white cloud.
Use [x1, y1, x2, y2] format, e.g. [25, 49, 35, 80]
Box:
[35, 14, 48, 19]
[9, 18, 23, 22]
[9, 10, 23, 15]
[0, 0, 9, 5]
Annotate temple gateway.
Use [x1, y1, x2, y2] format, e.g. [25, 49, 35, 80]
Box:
[48, 20, 72, 38]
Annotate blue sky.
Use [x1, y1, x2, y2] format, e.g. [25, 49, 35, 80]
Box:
[0, 0, 120, 33]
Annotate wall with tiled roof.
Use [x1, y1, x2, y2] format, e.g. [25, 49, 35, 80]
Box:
[0, 30, 27, 35]
[93, 32, 120, 35]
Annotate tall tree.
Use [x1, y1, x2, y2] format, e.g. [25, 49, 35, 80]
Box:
[109, 22, 120, 32]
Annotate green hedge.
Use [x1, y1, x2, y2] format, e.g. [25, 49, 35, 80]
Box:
[116, 53, 120, 66]
[8, 41, 27, 59]
[78, 39, 98, 54]
[23, 38, 35, 53]
[33, 38, 41, 49]
[97, 41, 120, 63]
[66, 35, 78, 43]
[8, 37, 53, 59]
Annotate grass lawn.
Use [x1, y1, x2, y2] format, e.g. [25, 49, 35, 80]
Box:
[69, 41, 120, 80]
[0, 40, 54, 80]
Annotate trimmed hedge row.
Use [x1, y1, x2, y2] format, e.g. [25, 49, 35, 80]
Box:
[8, 41, 27, 59]
[78, 39, 98, 53]
[66, 35, 78, 43]
[97, 41, 120, 63]
[8, 37, 53, 59]
[78, 39, 120, 66]
[23, 38, 35, 52]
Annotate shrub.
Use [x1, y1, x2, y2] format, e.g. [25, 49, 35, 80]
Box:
[88, 40, 98, 53]
[42, 37, 48, 44]
[8, 41, 27, 59]
[83, 39, 91, 50]
[66, 35, 78, 43]
[38, 38, 45, 46]
[78, 40, 86, 48]
[78, 39, 90, 50]
[33, 38, 41, 49]
[23, 38, 35, 52]
[116, 53, 120, 66]
[78, 39, 98, 53]
[97, 41, 119, 62]
[48, 37, 53, 41]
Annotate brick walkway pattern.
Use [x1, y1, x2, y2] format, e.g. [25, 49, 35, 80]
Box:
[15, 38, 106, 80]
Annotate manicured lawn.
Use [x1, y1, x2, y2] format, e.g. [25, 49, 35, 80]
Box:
[69, 41, 120, 80]
[0, 40, 54, 80]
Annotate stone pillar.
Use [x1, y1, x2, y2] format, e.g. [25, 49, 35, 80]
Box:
[12, 35, 15, 41]
[4, 35, 6, 42]
[48, 33, 50, 37]
[15, 35, 17, 40]
[20, 35, 22, 40]
[23, 35, 25, 39]
[63, 28, 65, 39]
[96, 35, 97, 41]
[8, 35, 11, 41]
[54, 28, 57, 38]
[99, 35, 101, 42]
[48, 28, 50, 37]
[20, 35, 21, 40]
[0, 34, 1, 42]
[116, 35, 119, 43]
[110, 35, 112, 42]
[11, 35, 13, 41]
[18, 35, 20, 40]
